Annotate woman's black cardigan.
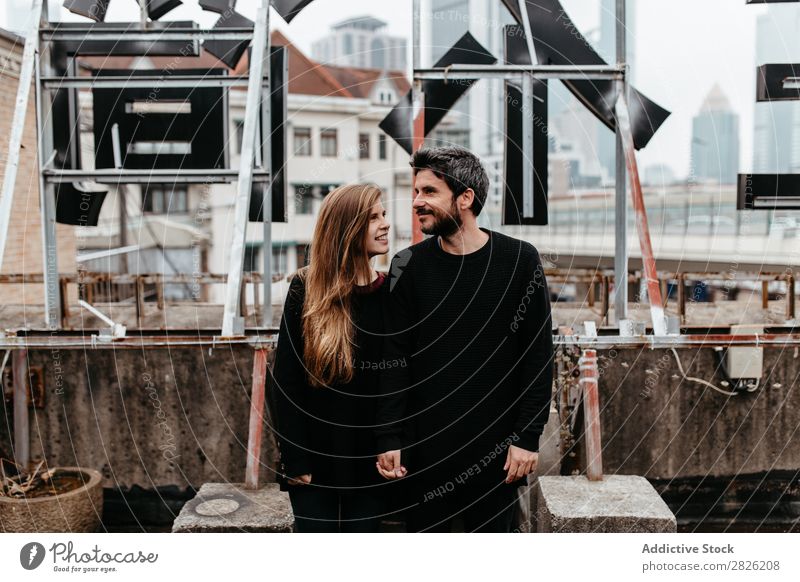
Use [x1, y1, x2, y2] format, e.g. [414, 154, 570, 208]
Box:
[270, 271, 389, 491]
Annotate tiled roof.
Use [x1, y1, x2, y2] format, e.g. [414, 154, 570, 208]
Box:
[324, 64, 410, 99]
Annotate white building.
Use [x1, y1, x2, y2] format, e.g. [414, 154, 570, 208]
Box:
[311, 16, 407, 71]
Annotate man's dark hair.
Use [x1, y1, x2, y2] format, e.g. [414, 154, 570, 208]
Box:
[409, 146, 489, 216]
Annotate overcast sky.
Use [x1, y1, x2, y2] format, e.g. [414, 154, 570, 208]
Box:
[1, 0, 783, 180]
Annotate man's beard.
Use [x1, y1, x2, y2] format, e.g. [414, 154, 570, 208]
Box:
[418, 199, 462, 236]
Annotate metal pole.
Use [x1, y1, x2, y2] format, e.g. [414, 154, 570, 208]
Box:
[12, 349, 30, 470]
[579, 348, 602, 481]
[517, 0, 536, 219]
[615, 93, 666, 336]
[613, 0, 628, 324]
[245, 348, 268, 489]
[521, 74, 534, 218]
[36, 0, 61, 329]
[111, 124, 128, 273]
[411, 0, 425, 245]
[138, 0, 148, 27]
[259, 42, 276, 328]
[0, 0, 44, 272]
[222, 0, 270, 337]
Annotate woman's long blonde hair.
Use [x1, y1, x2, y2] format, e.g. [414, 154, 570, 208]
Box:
[299, 184, 383, 387]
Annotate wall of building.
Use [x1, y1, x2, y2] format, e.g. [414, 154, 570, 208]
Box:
[0, 31, 77, 305]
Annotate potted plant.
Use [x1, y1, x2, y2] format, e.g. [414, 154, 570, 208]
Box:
[0, 459, 104, 532]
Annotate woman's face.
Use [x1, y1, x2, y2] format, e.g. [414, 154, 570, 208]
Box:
[364, 200, 390, 258]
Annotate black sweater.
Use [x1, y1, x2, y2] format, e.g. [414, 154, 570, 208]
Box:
[375, 228, 554, 490]
[271, 271, 389, 491]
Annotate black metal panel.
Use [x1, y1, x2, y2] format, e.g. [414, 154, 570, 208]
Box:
[249, 46, 288, 223]
[737, 174, 800, 210]
[92, 68, 229, 172]
[503, 81, 548, 225]
[379, 32, 496, 155]
[203, 10, 253, 69]
[50, 21, 201, 62]
[51, 58, 82, 174]
[199, 0, 236, 13]
[146, 0, 183, 20]
[271, 0, 316, 23]
[503, 25, 548, 226]
[500, 0, 670, 150]
[756, 64, 800, 102]
[55, 183, 108, 226]
[63, 0, 109, 22]
[48, 22, 201, 189]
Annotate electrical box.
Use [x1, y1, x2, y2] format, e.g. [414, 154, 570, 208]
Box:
[723, 324, 764, 380]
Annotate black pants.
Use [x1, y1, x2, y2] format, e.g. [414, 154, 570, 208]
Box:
[287, 485, 385, 533]
[405, 483, 518, 533]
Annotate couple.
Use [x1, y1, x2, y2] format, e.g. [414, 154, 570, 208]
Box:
[271, 146, 554, 532]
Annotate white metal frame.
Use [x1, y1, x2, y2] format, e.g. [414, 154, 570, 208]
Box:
[13, 0, 275, 333]
[411, 0, 629, 322]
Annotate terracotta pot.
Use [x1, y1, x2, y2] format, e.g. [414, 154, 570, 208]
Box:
[0, 467, 103, 533]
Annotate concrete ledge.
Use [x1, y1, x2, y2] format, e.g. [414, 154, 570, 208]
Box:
[536, 475, 676, 533]
[172, 483, 293, 533]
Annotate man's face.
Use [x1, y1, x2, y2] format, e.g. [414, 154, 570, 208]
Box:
[412, 169, 463, 236]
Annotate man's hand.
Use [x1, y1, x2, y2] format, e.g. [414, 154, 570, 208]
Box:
[376, 450, 407, 480]
[503, 445, 538, 483]
[287, 473, 312, 486]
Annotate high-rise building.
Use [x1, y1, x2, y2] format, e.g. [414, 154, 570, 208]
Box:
[753, 7, 800, 173]
[690, 84, 740, 184]
[311, 15, 407, 71]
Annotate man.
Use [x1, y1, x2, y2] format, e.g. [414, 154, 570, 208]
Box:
[375, 146, 554, 532]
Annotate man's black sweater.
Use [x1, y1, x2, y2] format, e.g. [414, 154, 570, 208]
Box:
[376, 228, 554, 492]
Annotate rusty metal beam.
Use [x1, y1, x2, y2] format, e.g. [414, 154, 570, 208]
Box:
[579, 348, 602, 481]
[245, 348, 268, 489]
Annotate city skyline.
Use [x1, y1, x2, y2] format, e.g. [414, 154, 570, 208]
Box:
[0, 0, 788, 182]
[690, 84, 740, 184]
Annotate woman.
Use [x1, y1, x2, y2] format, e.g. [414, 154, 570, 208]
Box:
[271, 183, 392, 532]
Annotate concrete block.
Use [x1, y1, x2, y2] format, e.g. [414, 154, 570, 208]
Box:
[536, 475, 676, 533]
[172, 483, 293, 533]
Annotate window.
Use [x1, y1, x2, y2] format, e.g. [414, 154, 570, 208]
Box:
[244, 246, 287, 275]
[296, 244, 309, 268]
[271, 248, 288, 276]
[359, 133, 370, 159]
[320, 128, 338, 157]
[294, 184, 315, 215]
[243, 246, 259, 272]
[371, 39, 385, 69]
[142, 184, 188, 215]
[293, 183, 340, 215]
[293, 127, 312, 156]
[429, 128, 470, 149]
[378, 134, 387, 160]
[234, 119, 245, 154]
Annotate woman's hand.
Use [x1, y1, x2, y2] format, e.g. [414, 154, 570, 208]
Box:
[376, 450, 407, 479]
[287, 474, 312, 486]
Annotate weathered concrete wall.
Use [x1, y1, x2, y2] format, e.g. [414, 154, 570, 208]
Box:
[596, 347, 800, 480]
[3, 345, 798, 492]
[1, 345, 279, 490]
